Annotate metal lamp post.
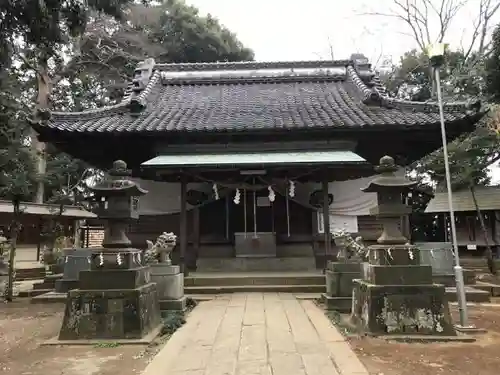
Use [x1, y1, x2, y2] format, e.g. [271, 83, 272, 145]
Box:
[427, 43, 472, 329]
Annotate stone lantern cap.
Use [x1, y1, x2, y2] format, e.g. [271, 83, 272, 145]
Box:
[91, 160, 148, 197]
[361, 155, 417, 193]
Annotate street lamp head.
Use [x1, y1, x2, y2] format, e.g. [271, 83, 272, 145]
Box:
[426, 43, 447, 67]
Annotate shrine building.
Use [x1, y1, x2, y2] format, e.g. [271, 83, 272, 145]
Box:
[30, 55, 485, 272]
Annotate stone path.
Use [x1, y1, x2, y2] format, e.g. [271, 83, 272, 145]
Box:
[142, 293, 368, 375]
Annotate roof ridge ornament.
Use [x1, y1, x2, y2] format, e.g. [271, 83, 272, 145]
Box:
[132, 58, 156, 93]
[346, 65, 381, 105]
[127, 59, 158, 115]
[350, 53, 371, 70]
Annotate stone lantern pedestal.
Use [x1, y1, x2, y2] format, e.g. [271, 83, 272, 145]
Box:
[350, 156, 455, 336]
[58, 161, 161, 341]
[54, 248, 92, 293]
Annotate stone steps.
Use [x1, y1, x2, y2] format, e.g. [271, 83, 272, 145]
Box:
[185, 284, 326, 294]
[445, 287, 491, 303]
[195, 256, 317, 272]
[33, 274, 62, 290]
[472, 281, 500, 297]
[31, 291, 66, 304]
[19, 288, 53, 298]
[15, 267, 45, 281]
[461, 258, 500, 273]
[185, 274, 325, 287]
[185, 272, 325, 294]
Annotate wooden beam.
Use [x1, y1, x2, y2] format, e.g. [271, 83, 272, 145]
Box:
[180, 173, 188, 276]
[322, 176, 331, 269]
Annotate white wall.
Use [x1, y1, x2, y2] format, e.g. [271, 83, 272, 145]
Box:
[132, 180, 214, 215]
[134, 169, 404, 234]
[316, 168, 406, 234]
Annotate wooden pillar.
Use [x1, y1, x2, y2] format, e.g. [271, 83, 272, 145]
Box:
[193, 206, 200, 269]
[322, 177, 331, 268]
[443, 213, 448, 242]
[225, 194, 230, 240]
[180, 174, 188, 276]
[85, 225, 90, 248]
[73, 219, 82, 248]
[194, 207, 200, 248]
[36, 216, 43, 261]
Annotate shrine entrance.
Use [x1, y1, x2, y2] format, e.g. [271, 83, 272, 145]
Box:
[140, 148, 375, 272]
[196, 182, 316, 258]
[231, 187, 274, 234]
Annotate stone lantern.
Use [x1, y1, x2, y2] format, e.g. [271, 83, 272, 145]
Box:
[350, 156, 455, 337]
[58, 160, 161, 341]
[362, 155, 417, 245]
[92, 160, 146, 249]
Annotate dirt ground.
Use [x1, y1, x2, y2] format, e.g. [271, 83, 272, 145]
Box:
[0, 300, 164, 375]
[350, 300, 500, 375]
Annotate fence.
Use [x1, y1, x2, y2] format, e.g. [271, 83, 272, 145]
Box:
[80, 225, 105, 248]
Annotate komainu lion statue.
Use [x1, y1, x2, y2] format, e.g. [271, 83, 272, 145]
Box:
[145, 232, 177, 264]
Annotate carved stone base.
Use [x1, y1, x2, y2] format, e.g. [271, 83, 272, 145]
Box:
[350, 280, 455, 336]
[150, 264, 185, 311]
[325, 261, 361, 298]
[58, 283, 161, 340]
[55, 279, 79, 293]
[321, 293, 353, 313]
[159, 296, 187, 311]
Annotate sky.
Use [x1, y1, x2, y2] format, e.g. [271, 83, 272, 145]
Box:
[184, 0, 500, 183]
[184, 0, 496, 66]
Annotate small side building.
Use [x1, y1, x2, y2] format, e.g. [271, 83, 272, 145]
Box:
[0, 200, 96, 261]
[424, 186, 500, 253]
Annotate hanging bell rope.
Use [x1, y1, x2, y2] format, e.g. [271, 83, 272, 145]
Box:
[243, 188, 247, 239]
[253, 189, 257, 237]
[285, 179, 291, 237]
[225, 195, 229, 239]
[257, 177, 319, 211]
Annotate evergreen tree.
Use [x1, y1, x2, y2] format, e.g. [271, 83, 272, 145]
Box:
[0, 0, 148, 203]
[414, 116, 500, 274]
[0, 100, 37, 301]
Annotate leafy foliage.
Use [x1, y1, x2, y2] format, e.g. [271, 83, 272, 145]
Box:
[382, 48, 485, 101]
[0, 0, 255, 205]
[59, 1, 254, 104]
[413, 119, 499, 191]
[159, 297, 198, 336]
[0, 0, 255, 299]
[0, 91, 37, 201]
[486, 23, 500, 102]
[0, 0, 133, 63]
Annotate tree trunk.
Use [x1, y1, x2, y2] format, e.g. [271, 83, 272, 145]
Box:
[470, 185, 497, 275]
[33, 57, 51, 204]
[4, 200, 20, 302]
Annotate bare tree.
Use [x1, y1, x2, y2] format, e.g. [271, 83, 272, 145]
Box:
[361, 0, 500, 92]
[362, 1, 499, 52]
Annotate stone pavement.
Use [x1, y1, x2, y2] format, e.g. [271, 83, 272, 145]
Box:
[142, 293, 368, 375]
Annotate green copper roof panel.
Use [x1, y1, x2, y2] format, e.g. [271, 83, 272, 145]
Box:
[141, 150, 366, 167]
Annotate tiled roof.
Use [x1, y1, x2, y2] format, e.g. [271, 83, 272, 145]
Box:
[0, 200, 96, 218]
[425, 186, 500, 213]
[33, 58, 484, 134]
